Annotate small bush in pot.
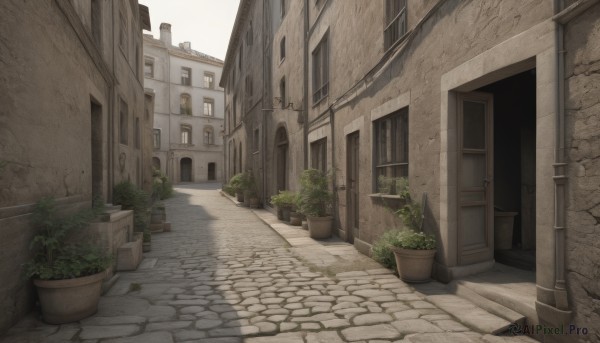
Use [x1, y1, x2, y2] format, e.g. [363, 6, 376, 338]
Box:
[243, 173, 260, 208]
[24, 197, 111, 324]
[297, 169, 333, 239]
[228, 173, 246, 202]
[270, 190, 296, 221]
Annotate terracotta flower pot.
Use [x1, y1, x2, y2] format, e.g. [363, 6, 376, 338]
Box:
[34, 271, 106, 324]
[289, 212, 302, 226]
[236, 192, 244, 202]
[392, 247, 435, 283]
[307, 216, 333, 239]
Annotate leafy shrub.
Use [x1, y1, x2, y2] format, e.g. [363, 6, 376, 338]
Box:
[297, 169, 332, 217]
[228, 173, 245, 194]
[152, 169, 173, 200]
[270, 190, 297, 208]
[371, 230, 400, 269]
[24, 198, 111, 280]
[391, 230, 436, 250]
[222, 184, 235, 196]
[377, 176, 409, 198]
[113, 181, 150, 231]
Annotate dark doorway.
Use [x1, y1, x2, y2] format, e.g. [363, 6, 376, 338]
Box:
[180, 158, 192, 182]
[478, 69, 537, 271]
[152, 157, 161, 171]
[208, 162, 216, 181]
[275, 127, 288, 192]
[347, 132, 359, 243]
[91, 100, 103, 202]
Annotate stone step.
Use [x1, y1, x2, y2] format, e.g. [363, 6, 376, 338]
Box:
[453, 282, 526, 327]
[455, 279, 538, 326]
[426, 294, 512, 334]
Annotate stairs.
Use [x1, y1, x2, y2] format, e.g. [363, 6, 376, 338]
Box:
[413, 264, 537, 337]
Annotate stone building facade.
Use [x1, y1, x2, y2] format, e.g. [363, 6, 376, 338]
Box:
[0, 0, 152, 333]
[144, 24, 225, 183]
[222, 0, 600, 340]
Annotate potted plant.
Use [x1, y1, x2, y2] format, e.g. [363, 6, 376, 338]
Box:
[243, 173, 260, 209]
[228, 173, 245, 202]
[297, 169, 333, 239]
[24, 198, 111, 324]
[270, 190, 296, 222]
[390, 192, 437, 282]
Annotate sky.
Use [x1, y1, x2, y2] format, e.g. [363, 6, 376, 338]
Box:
[139, 0, 241, 60]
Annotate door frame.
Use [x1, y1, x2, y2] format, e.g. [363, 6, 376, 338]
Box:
[457, 92, 494, 265]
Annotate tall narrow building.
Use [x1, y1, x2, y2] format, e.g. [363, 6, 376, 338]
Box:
[144, 24, 225, 183]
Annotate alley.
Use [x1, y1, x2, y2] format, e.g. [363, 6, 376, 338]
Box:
[2, 184, 536, 343]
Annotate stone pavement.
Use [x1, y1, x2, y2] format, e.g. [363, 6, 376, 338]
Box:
[0, 183, 537, 343]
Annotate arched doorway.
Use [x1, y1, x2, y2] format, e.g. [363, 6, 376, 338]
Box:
[180, 158, 192, 182]
[152, 157, 161, 171]
[208, 162, 216, 181]
[275, 127, 288, 192]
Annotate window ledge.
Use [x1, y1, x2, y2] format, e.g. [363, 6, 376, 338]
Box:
[368, 193, 405, 200]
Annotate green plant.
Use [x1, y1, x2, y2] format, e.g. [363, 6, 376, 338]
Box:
[390, 230, 436, 250]
[372, 230, 400, 269]
[396, 201, 422, 231]
[377, 176, 409, 198]
[23, 198, 111, 280]
[222, 184, 235, 196]
[270, 190, 297, 208]
[297, 169, 332, 217]
[113, 181, 150, 232]
[152, 169, 173, 200]
[228, 173, 245, 194]
[129, 282, 142, 292]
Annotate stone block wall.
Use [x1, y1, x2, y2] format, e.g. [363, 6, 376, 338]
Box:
[564, 4, 600, 338]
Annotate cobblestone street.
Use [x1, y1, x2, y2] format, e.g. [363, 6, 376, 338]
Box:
[1, 184, 537, 343]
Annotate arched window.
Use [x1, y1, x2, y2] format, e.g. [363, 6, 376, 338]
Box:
[203, 126, 214, 145]
[180, 93, 192, 115]
[275, 126, 288, 192]
[181, 125, 192, 144]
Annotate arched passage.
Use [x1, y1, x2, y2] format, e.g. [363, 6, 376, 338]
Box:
[152, 157, 161, 171]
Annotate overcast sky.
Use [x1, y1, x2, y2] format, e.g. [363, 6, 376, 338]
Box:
[139, 0, 241, 60]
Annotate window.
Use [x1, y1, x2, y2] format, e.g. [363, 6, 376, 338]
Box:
[180, 94, 192, 115]
[246, 21, 253, 46]
[119, 10, 128, 55]
[245, 75, 253, 97]
[281, 0, 286, 18]
[119, 99, 128, 145]
[181, 125, 192, 144]
[204, 98, 214, 116]
[233, 95, 237, 125]
[204, 126, 214, 145]
[144, 58, 154, 78]
[312, 34, 329, 104]
[134, 117, 140, 149]
[280, 37, 286, 62]
[311, 138, 327, 173]
[181, 67, 191, 85]
[374, 108, 408, 183]
[204, 72, 214, 88]
[153, 129, 160, 149]
[279, 77, 286, 109]
[384, 0, 407, 50]
[91, 0, 102, 45]
[253, 128, 260, 152]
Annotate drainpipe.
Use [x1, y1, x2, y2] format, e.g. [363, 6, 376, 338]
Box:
[108, 0, 116, 203]
[303, 0, 309, 169]
[552, 0, 569, 311]
[330, 108, 338, 230]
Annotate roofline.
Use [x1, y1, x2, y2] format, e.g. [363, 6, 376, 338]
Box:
[219, 0, 251, 87]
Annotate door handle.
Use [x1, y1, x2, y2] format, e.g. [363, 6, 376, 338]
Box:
[483, 178, 491, 188]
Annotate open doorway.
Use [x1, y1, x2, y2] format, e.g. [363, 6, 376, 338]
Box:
[208, 162, 216, 181]
[180, 158, 192, 182]
[478, 69, 537, 271]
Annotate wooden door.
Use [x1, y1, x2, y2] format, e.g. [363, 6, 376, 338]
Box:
[458, 92, 494, 265]
[347, 132, 360, 243]
[180, 158, 192, 182]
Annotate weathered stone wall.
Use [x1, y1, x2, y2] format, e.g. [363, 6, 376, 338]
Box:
[0, 0, 150, 333]
[564, 4, 600, 339]
[267, 0, 305, 196]
[309, 0, 552, 245]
